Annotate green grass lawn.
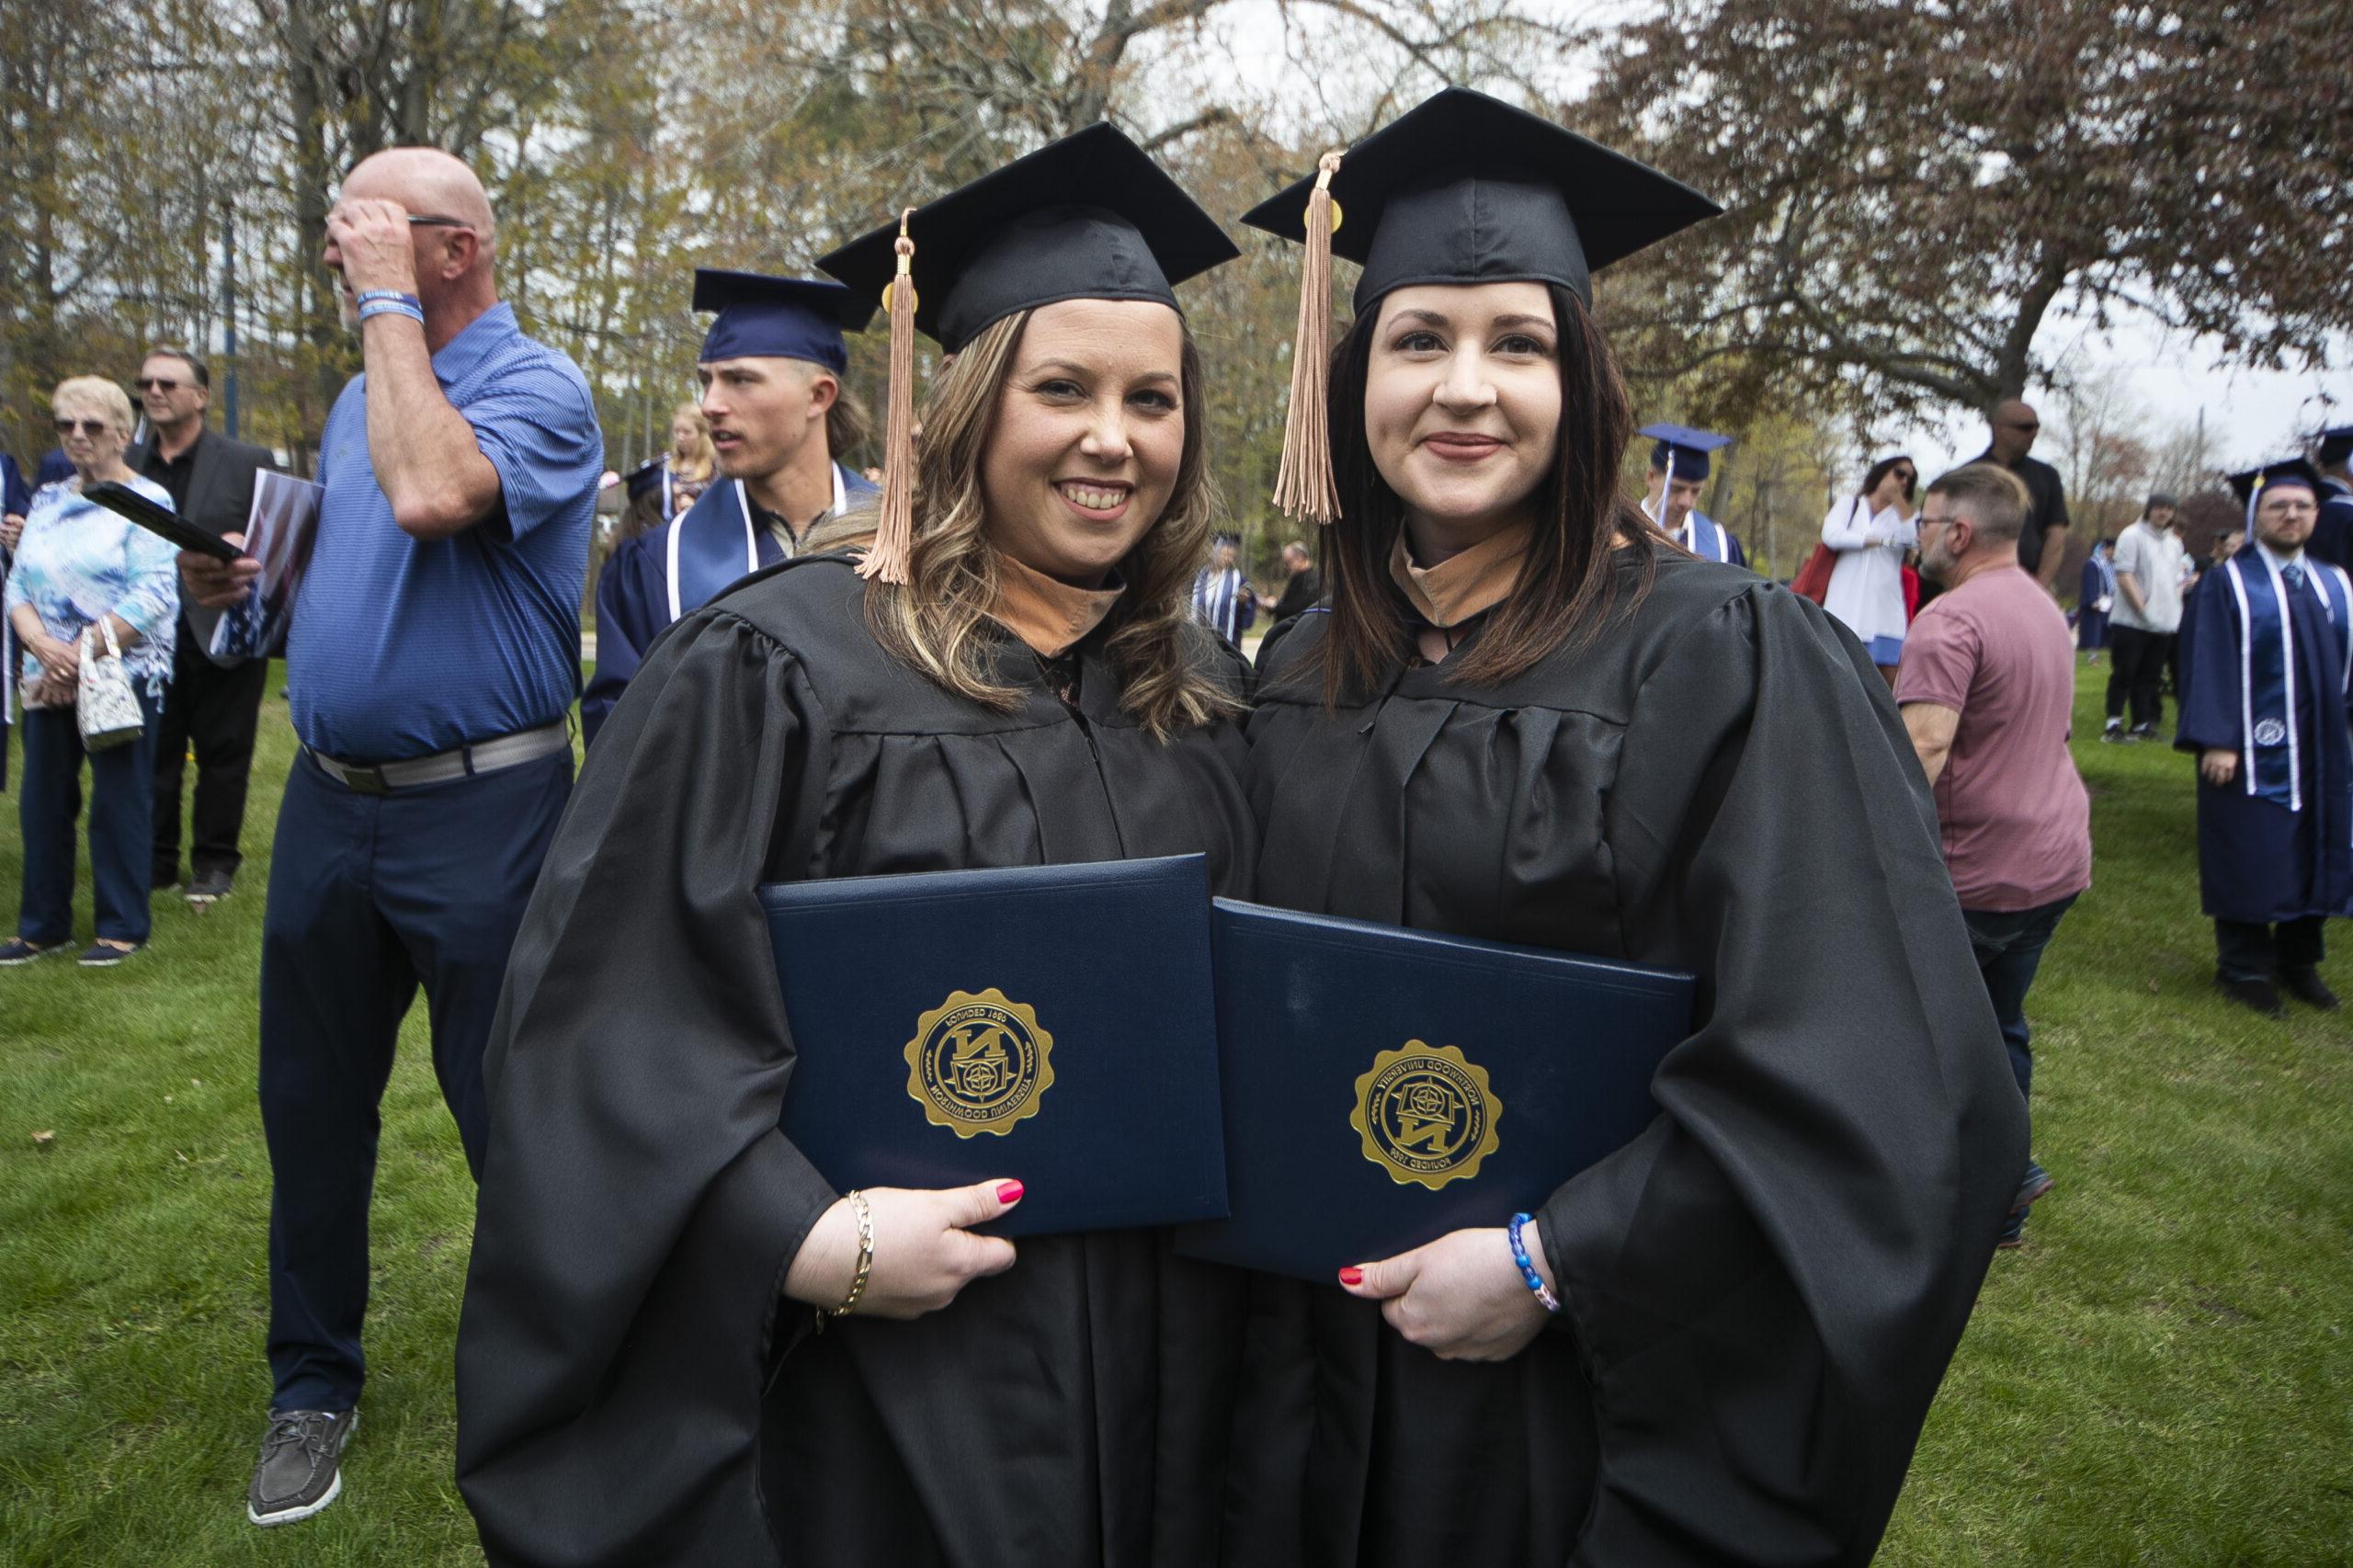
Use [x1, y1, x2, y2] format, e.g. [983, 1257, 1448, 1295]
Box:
[2, 665, 2347, 1564]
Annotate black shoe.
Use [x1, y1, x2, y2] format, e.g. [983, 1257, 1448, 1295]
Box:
[2216, 973, 2286, 1017]
[247, 1408, 358, 1527]
[186, 869, 235, 906]
[0, 938, 64, 966]
[2129, 722, 2158, 741]
[2099, 723, 2133, 744]
[2277, 967, 2342, 1012]
[76, 940, 142, 968]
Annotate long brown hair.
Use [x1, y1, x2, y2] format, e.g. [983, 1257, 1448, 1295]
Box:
[1317, 284, 1655, 705]
[806, 307, 1240, 740]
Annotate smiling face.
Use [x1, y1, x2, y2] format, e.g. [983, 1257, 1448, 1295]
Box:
[1362, 282, 1562, 556]
[978, 298, 1186, 586]
[53, 393, 130, 480]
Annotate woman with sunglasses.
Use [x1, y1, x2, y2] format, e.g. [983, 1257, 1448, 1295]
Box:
[1230, 91, 2025, 1566]
[2, 377, 180, 966]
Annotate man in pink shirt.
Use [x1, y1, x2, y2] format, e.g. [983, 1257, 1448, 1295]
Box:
[1898, 463, 2094, 1251]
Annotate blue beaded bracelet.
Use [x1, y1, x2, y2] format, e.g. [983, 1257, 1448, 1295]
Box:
[1507, 1212, 1561, 1313]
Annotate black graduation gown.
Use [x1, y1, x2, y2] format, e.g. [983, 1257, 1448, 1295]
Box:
[457, 553, 1257, 1568]
[1226, 548, 2026, 1568]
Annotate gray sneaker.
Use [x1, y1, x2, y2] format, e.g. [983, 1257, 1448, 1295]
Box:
[247, 1408, 358, 1527]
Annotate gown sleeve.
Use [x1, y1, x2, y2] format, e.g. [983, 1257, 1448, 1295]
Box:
[2174, 567, 2243, 756]
[1537, 584, 2028, 1565]
[457, 607, 838, 1568]
[578, 534, 660, 748]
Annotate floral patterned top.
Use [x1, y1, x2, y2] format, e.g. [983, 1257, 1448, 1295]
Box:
[4, 476, 180, 700]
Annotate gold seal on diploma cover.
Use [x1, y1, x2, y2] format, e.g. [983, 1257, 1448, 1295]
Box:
[1350, 1041, 1502, 1189]
[903, 989, 1057, 1138]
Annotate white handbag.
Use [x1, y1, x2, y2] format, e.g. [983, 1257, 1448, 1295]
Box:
[76, 620, 146, 751]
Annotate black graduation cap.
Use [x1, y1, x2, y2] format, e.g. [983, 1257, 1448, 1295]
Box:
[692, 270, 874, 372]
[622, 456, 666, 503]
[1242, 87, 1721, 313]
[1637, 422, 1733, 483]
[2317, 423, 2353, 462]
[818, 123, 1238, 353]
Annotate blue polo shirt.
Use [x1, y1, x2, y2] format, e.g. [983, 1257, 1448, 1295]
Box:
[289, 302, 600, 761]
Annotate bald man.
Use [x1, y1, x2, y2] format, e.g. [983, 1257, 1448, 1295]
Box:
[1975, 398, 2071, 592]
[177, 147, 601, 1529]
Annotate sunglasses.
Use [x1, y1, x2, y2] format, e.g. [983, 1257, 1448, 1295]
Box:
[53, 416, 113, 437]
[136, 376, 188, 392]
[405, 215, 474, 230]
[2002, 420, 2040, 433]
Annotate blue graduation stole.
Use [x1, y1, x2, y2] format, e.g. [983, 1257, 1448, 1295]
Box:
[1682, 511, 1733, 563]
[665, 466, 855, 622]
[2224, 552, 2353, 812]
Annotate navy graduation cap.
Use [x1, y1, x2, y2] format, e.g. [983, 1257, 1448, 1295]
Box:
[1245, 88, 1721, 523]
[816, 121, 1239, 584]
[1638, 422, 1734, 483]
[692, 269, 875, 373]
[818, 122, 1237, 354]
[2228, 457, 2322, 536]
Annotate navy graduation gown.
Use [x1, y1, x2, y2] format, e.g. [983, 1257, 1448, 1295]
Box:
[2176, 554, 2353, 923]
[1678, 509, 1746, 568]
[582, 466, 877, 744]
[2314, 478, 2353, 575]
[1230, 546, 2025, 1567]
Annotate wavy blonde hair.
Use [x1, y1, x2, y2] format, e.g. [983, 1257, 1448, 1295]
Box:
[808, 308, 1240, 740]
[668, 401, 716, 483]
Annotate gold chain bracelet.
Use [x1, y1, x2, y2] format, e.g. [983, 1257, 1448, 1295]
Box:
[828, 1189, 875, 1318]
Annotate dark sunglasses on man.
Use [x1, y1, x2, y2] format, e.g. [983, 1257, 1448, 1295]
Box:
[136, 377, 188, 392]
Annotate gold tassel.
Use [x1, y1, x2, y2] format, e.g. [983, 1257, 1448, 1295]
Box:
[1272, 152, 1344, 527]
[859, 210, 920, 584]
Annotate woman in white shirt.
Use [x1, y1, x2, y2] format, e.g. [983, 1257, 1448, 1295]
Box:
[1820, 455, 1918, 683]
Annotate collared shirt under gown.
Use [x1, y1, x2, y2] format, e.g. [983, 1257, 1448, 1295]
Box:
[456, 552, 1257, 1568]
[1226, 546, 2027, 1567]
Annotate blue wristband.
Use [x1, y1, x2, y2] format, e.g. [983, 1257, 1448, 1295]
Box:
[357, 298, 425, 326]
[1507, 1212, 1561, 1313]
[353, 290, 422, 311]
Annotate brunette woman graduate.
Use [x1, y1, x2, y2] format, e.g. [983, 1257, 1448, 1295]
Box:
[456, 126, 1255, 1567]
[1226, 89, 2028, 1566]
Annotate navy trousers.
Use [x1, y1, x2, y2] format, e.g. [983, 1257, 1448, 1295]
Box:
[260, 746, 570, 1413]
[16, 686, 163, 946]
[1962, 892, 2078, 1105]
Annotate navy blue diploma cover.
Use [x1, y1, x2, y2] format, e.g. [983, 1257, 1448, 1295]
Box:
[757, 855, 1227, 1237]
[1176, 901, 1694, 1281]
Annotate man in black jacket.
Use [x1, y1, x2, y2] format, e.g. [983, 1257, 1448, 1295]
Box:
[1973, 399, 2071, 595]
[131, 347, 276, 905]
[1267, 540, 1322, 628]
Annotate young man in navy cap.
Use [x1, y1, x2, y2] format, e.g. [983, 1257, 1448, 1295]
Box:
[2177, 459, 2353, 1016]
[582, 272, 876, 744]
[1639, 422, 1745, 565]
[2313, 423, 2353, 574]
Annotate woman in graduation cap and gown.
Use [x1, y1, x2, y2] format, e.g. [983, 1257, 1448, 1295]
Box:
[457, 126, 1256, 1567]
[1223, 89, 2029, 1566]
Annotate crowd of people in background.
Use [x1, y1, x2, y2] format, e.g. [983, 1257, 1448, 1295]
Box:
[0, 105, 2347, 1565]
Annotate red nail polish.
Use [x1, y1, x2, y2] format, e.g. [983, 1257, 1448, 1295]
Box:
[1338, 1266, 1363, 1287]
[996, 1180, 1025, 1204]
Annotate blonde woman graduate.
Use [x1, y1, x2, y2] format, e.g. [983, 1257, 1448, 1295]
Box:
[458, 125, 1256, 1567]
